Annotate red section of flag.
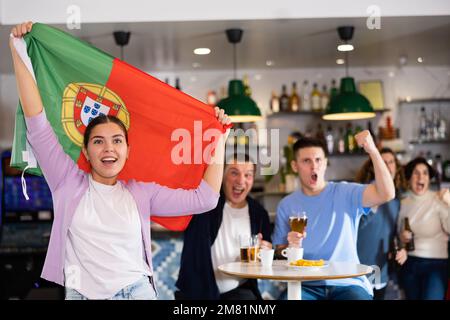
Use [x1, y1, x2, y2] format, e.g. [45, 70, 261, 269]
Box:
[77, 59, 229, 231]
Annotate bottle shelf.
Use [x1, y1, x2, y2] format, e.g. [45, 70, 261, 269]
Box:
[399, 98, 450, 105]
[267, 109, 391, 118]
[409, 139, 450, 145]
[327, 150, 406, 157]
[328, 152, 367, 157]
[267, 111, 324, 116]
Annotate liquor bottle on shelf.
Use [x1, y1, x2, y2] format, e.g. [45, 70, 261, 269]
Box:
[354, 125, 363, 153]
[386, 116, 396, 139]
[345, 123, 355, 153]
[280, 85, 290, 112]
[301, 80, 311, 111]
[438, 109, 447, 140]
[164, 78, 170, 85]
[320, 85, 329, 112]
[403, 217, 415, 252]
[316, 123, 326, 147]
[431, 109, 440, 140]
[426, 150, 433, 167]
[269, 91, 280, 114]
[289, 81, 300, 112]
[434, 154, 443, 187]
[206, 90, 217, 106]
[311, 83, 321, 112]
[175, 77, 181, 91]
[329, 79, 338, 102]
[219, 86, 227, 100]
[243, 75, 252, 96]
[338, 127, 345, 154]
[325, 125, 334, 155]
[418, 106, 428, 141]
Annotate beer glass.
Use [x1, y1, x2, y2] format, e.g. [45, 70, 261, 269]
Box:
[289, 212, 308, 234]
[239, 235, 250, 262]
[248, 234, 260, 263]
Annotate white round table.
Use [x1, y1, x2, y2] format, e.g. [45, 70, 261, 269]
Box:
[218, 260, 374, 300]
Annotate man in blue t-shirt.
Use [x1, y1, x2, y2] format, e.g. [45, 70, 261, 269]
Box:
[273, 130, 395, 300]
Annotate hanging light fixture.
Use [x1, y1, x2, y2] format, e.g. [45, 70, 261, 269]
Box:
[113, 31, 131, 60]
[323, 26, 375, 121]
[217, 29, 262, 123]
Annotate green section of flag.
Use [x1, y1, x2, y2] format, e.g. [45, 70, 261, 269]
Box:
[11, 23, 114, 174]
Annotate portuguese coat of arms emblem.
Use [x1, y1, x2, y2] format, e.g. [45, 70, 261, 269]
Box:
[61, 83, 130, 147]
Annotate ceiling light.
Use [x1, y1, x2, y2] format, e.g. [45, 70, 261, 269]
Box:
[399, 55, 408, 66]
[217, 28, 262, 123]
[266, 60, 274, 67]
[336, 59, 345, 65]
[337, 44, 354, 52]
[193, 48, 211, 55]
[324, 26, 375, 121]
[417, 57, 424, 63]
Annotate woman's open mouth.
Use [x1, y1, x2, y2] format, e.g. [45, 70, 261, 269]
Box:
[415, 182, 426, 192]
[101, 157, 118, 166]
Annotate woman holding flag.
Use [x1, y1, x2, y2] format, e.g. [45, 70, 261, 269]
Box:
[10, 21, 231, 300]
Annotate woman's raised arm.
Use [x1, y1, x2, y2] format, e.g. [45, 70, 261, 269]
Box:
[10, 21, 44, 117]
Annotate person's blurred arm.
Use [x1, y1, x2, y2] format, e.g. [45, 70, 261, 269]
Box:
[202, 107, 231, 193]
[437, 188, 450, 234]
[355, 130, 395, 207]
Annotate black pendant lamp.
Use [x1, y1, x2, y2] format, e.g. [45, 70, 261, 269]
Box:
[113, 31, 131, 60]
[323, 26, 375, 120]
[217, 29, 262, 123]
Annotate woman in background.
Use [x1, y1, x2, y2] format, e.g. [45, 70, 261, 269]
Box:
[356, 147, 408, 300]
[398, 157, 450, 300]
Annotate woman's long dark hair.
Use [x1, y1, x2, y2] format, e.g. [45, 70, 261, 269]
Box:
[355, 147, 407, 193]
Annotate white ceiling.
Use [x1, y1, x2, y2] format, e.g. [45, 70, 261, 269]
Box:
[1, 15, 449, 73]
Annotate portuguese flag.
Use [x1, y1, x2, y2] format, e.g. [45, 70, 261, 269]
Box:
[11, 23, 228, 231]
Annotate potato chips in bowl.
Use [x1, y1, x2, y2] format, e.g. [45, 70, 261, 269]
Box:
[288, 259, 329, 269]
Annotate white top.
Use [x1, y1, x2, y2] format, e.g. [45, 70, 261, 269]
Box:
[64, 175, 151, 299]
[211, 202, 251, 294]
[398, 190, 450, 259]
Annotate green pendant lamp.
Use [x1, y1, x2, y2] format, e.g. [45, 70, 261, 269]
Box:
[217, 29, 262, 123]
[323, 26, 375, 121]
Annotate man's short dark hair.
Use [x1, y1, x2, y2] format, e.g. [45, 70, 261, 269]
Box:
[292, 137, 328, 158]
[225, 153, 256, 173]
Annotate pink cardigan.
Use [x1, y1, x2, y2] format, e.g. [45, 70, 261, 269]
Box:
[25, 112, 219, 286]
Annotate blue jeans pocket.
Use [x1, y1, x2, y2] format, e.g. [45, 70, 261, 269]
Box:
[65, 288, 87, 300]
[129, 277, 157, 300]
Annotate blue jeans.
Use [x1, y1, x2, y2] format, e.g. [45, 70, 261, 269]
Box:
[65, 276, 157, 300]
[400, 256, 448, 300]
[278, 285, 373, 300]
